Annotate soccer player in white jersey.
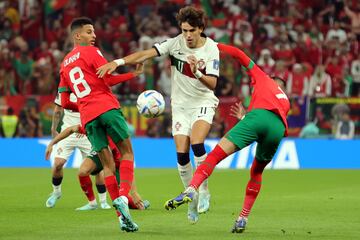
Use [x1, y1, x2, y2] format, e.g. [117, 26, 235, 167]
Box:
[97, 6, 220, 223]
[46, 93, 111, 210]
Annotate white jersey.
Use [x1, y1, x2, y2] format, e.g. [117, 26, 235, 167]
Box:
[154, 34, 220, 108]
[53, 93, 92, 161]
[54, 93, 81, 130]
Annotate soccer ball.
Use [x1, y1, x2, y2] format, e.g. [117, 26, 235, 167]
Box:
[136, 90, 165, 118]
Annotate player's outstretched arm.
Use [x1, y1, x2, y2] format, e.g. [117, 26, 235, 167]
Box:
[130, 178, 146, 210]
[45, 125, 80, 160]
[51, 104, 63, 138]
[217, 43, 253, 69]
[97, 48, 157, 77]
[104, 63, 144, 86]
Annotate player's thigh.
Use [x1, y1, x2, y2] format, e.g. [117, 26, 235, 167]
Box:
[54, 137, 75, 160]
[85, 118, 109, 152]
[85, 154, 103, 176]
[174, 134, 190, 152]
[190, 120, 211, 144]
[172, 106, 191, 137]
[53, 157, 67, 170]
[115, 138, 134, 160]
[101, 109, 130, 144]
[255, 114, 285, 162]
[190, 106, 215, 137]
[79, 157, 98, 176]
[190, 106, 216, 143]
[218, 137, 239, 155]
[75, 136, 93, 159]
[225, 112, 259, 150]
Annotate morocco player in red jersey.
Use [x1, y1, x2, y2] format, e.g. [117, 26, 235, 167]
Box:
[164, 43, 290, 233]
[58, 17, 141, 232]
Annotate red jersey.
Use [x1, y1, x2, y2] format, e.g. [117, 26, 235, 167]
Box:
[58, 46, 120, 126]
[218, 43, 290, 135]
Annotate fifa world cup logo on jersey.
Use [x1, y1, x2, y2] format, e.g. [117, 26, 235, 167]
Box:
[197, 59, 206, 70]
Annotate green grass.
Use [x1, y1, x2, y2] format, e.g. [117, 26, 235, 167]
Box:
[0, 168, 359, 240]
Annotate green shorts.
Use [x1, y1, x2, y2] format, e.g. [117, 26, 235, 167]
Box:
[225, 109, 285, 162]
[89, 154, 120, 182]
[85, 109, 129, 152]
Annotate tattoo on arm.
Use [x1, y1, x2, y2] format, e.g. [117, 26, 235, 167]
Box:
[51, 105, 63, 134]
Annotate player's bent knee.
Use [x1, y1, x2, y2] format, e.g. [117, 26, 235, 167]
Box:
[53, 158, 66, 171]
[121, 152, 134, 161]
[78, 168, 92, 177]
[191, 143, 206, 157]
[177, 152, 190, 166]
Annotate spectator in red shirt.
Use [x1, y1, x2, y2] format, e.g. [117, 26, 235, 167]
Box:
[273, 34, 295, 67]
[257, 49, 275, 75]
[21, 6, 42, 50]
[109, 9, 127, 29]
[272, 60, 290, 83]
[287, 63, 309, 97]
[309, 65, 332, 97]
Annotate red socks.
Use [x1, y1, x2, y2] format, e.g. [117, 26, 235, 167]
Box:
[78, 176, 95, 201]
[118, 160, 134, 196]
[190, 145, 228, 189]
[239, 158, 269, 218]
[104, 175, 119, 201]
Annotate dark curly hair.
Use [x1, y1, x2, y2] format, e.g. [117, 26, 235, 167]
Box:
[176, 6, 207, 29]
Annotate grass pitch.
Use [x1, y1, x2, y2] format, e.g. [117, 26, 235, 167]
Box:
[0, 168, 359, 240]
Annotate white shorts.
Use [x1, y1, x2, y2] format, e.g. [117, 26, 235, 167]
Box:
[54, 133, 92, 161]
[172, 106, 216, 136]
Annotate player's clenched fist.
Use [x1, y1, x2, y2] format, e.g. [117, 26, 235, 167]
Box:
[187, 55, 198, 73]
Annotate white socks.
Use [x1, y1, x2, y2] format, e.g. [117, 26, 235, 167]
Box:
[53, 184, 62, 196]
[98, 192, 107, 204]
[177, 161, 193, 189]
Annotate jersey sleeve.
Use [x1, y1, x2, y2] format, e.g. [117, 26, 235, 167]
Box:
[104, 72, 136, 86]
[205, 44, 220, 77]
[153, 37, 177, 56]
[59, 92, 79, 111]
[217, 43, 254, 71]
[58, 70, 71, 93]
[54, 93, 61, 106]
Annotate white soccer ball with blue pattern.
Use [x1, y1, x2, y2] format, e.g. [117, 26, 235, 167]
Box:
[136, 90, 165, 118]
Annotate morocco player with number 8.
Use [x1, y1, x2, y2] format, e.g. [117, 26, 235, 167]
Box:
[164, 43, 290, 233]
[57, 17, 141, 232]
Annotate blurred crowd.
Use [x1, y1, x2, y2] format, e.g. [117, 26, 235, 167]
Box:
[0, 0, 359, 138]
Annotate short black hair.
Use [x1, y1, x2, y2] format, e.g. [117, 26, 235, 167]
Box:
[271, 76, 286, 87]
[176, 6, 207, 29]
[70, 17, 93, 32]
